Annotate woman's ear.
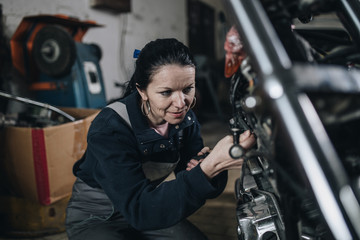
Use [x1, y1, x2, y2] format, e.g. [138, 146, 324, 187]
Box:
[136, 85, 148, 101]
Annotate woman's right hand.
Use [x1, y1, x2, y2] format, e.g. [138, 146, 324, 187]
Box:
[200, 130, 255, 179]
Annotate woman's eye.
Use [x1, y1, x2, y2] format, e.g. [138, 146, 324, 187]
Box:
[160, 90, 171, 96]
[183, 86, 194, 94]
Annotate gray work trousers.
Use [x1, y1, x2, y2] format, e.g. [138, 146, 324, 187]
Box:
[65, 178, 208, 240]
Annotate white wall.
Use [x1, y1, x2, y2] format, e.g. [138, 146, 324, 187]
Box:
[0, 0, 187, 101]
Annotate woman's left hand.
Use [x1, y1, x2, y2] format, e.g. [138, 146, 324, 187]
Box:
[186, 147, 210, 171]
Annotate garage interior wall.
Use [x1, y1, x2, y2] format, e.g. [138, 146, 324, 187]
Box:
[1, 0, 187, 102]
[0, 0, 228, 103]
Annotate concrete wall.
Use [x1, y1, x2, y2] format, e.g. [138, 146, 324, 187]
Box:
[0, 0, 187, 101]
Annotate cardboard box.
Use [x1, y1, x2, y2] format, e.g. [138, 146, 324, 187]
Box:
[0, 195, 70, 237]
[0, 108, 99, 205]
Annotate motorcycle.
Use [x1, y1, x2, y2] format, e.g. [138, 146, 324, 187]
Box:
[222, 0, 360, 239]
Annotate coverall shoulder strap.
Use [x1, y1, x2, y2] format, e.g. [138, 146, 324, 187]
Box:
[106, 101, 132, 129]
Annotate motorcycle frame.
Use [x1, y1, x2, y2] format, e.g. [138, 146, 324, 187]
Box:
[223, 0, 360, 239]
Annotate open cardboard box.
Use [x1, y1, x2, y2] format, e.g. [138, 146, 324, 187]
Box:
[0, 107, 99, 205]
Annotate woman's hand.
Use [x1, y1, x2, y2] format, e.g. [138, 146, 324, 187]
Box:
[186, 147, 211, 171]
[200, 130, 256, 179]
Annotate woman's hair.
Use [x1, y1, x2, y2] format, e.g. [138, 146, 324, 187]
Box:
[123, 38, 196, 97]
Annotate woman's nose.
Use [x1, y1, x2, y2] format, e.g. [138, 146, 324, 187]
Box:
[173, 92, 186, 108]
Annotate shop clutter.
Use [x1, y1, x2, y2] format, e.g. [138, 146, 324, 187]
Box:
[0, 13, 105, 237]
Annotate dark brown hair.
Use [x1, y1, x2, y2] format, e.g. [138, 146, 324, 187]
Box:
[123, 38, 196, 97]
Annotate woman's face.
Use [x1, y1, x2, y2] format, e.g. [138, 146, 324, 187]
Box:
[137, 64, 196, 126]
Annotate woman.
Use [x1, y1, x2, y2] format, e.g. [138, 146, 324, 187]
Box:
[65, 38, 255, 240]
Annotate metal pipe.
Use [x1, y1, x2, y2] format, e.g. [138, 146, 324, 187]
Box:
[337, 0, 360, 46]
[0, 90, 75, 122]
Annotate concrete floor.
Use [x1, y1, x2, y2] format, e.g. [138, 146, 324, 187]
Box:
[0, 119, 240, 240]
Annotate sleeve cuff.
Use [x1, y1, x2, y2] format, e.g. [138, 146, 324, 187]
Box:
[183, 165, 227, 199]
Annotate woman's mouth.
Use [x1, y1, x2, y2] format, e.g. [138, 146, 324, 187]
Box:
[169, 110, 185, 118]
